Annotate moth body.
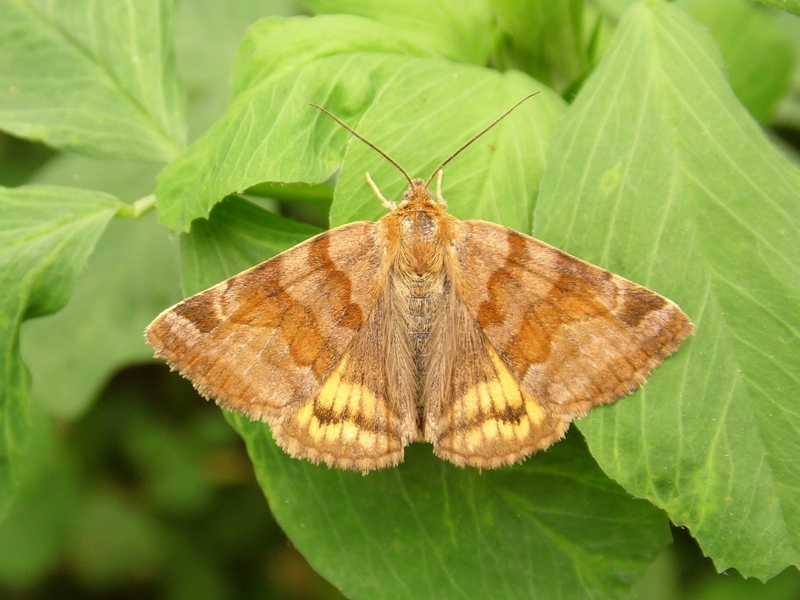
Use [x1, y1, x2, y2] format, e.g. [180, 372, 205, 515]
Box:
[383, 180, 454, 429]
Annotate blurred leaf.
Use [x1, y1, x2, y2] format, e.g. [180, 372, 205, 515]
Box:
[21, 213, 180, 418]
[124, 412, 214, 515]
[490, 0, 587, 92]
[25, 153, 164, 202]
[0, 185, 118, 518]
[173, 0, 302, 139]
[19, 156, 180, 419]
[302, 0, 494, 64]
[679, 0, 795, 123]
[685, 567, 800, 600]
[773, 10, 800, 130]
[0, 134, 53, 188]
[626, 549, 681, 600]
[68, 488, 168, 587]
[591, 0, 637, 20]
[0, 0, 185, 161]
[755, 0, 800, 17]
[232, 418, 668, 600]
[535, 1, 800, 580]
[175, 0, 301, 91]
[0, 416, 78, 587]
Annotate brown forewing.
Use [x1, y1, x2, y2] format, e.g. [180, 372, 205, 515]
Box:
[450, 220, 693, 431]
[145, 221, 386, 433]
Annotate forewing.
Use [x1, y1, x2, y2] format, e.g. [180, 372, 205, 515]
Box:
[146, 222, 411, 470]
[439, 220, 693, 465]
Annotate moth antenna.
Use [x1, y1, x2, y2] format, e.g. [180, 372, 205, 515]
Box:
[310, 104, 414, 188]
[425, 92, 540, 187]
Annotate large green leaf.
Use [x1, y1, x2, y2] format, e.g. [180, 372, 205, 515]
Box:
[0, 0, 185, 161]
[169, 36, 669, 597]
[302, 0, 494, 65]
[155, 14, 567, 234]
[155, 15, 434, 232]
[679, 0, 795, 123]
[0, 185, 119, 517]
[535, 1, 800, 580]
[755, 0, 800, 17]
[234, 417, 669, 600]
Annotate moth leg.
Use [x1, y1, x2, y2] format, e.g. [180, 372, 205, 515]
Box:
[366, 173, 397, 211]
[435, 169, 447, 208]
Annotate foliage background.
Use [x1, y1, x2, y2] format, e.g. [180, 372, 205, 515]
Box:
[1, 0, 799, 598]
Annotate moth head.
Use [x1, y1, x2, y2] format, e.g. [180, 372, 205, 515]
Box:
[401, 179, 434, 206]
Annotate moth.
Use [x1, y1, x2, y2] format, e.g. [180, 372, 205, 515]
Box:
[146, 96, 693, 473]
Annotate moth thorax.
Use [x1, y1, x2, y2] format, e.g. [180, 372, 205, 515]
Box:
[398, 211, 444, 276]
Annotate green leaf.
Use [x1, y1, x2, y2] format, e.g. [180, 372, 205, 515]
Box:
[156, 15, 435, 232]
[678, 0, 795, 123]
[490, 0, 588, 92]
[685, 567, 800, 600]
[535, 1, 800, 580]
[755, 0, 800, 17]
[180, 196, 322, 296]
[302, 0, 495, 65]
[330, 70, 565, 232]
[22, 213, 180, 419]
[156, 16, 566, 234]
[0, 415, 79, 587]
[231, 415, 668, 600]
[0, 185, 118, 517]
[230, 15, 433, 96]
[173, 65, 668, 600]
[19, 155, 180, 419]
[591, 0, 637, 21]
[0, 0, 186, 161]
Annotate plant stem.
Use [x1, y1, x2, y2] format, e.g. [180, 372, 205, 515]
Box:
[117, 194, 156, 218]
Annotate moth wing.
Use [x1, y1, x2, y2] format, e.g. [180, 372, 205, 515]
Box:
[433, 220, 693, 468]
[146, 222, 413, 471]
